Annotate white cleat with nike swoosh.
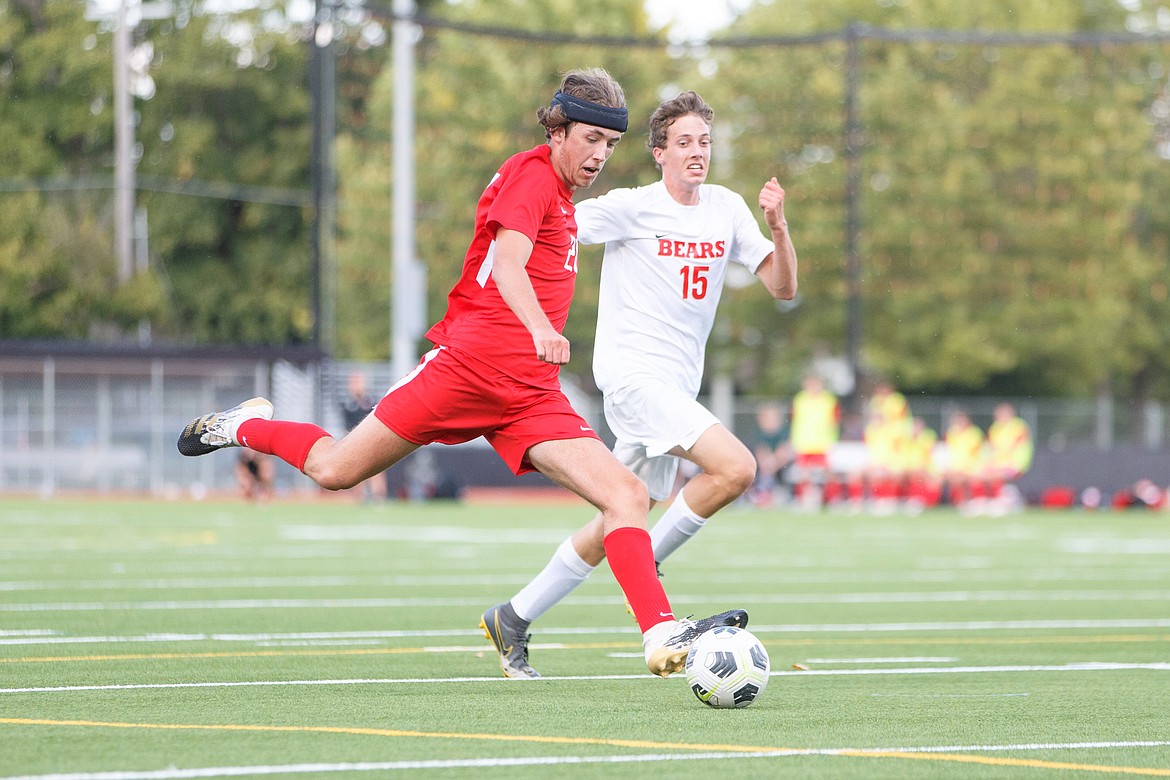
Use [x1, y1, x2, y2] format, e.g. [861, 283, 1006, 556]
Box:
[176, 397, 274, 457]
[642, 608, 751, 678]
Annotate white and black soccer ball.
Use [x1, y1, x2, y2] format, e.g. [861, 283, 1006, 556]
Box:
[684, 626, 770, 708]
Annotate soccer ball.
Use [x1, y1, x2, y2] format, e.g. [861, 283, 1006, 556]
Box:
[684, 626, 770, 708]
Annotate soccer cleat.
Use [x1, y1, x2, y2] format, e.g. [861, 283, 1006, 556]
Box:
[693, 608, 750, 632]
[480, 602, 540, 679]
[176, 397, 274, 457]
[642, 608, 750, 678]
[643, 617, 696, 677]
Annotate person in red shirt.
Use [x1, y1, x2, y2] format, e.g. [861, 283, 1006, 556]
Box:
[177, 68, 743, 680]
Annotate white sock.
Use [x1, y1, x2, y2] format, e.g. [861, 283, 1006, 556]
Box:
[650, 491, 708, 562]
[510, 537, 596, 622]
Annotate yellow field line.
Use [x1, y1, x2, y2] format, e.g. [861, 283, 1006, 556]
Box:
[3, 718, 1169, 776]
[2, 635, 1167, 664]
[0, 717, 795, 753]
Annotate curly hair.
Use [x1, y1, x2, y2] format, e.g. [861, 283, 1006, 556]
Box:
[647, 90, 714, 152]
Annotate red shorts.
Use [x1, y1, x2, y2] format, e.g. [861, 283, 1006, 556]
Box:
[795, 453, 829, 470]
[373, 346, 601, 475]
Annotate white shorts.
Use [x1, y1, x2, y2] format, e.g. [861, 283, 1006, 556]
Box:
[604, 381, 720, 501]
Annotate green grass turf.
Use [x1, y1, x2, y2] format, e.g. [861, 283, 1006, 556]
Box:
[1, 496, 1169, 779]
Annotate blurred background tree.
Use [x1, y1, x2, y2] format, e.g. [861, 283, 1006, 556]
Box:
[1, 0, 1168, 407]
[0, 0, 165, 339]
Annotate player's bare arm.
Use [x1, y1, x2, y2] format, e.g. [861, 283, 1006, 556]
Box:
[756, 176, 798, 300]
[491, 227, 571, 365]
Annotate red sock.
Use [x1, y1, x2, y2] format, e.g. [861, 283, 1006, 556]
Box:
[237, 419, 330, 472]
[604, 526, 673, 633]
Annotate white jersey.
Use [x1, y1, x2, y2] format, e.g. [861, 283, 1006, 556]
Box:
[576, 180, 774, 397]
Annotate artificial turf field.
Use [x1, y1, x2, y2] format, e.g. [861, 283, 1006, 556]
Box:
[1, 496, 1168, 779]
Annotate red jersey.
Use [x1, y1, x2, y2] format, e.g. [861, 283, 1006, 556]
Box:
[426, 144, 579, 390]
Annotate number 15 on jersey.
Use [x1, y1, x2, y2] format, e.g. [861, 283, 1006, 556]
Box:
[680, 264, 710, 300]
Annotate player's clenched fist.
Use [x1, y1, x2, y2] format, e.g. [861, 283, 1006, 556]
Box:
[758, 177, 788, 232]
[534, 330, 571, 365]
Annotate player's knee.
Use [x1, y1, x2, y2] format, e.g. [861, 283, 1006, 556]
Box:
[307, 462, 361, 492]
[715, 454, 757, 499]
[613, 469, 650, 510]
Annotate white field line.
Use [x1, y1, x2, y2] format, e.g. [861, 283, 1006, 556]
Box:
[0, 753, 787, 780]
[5, 589, 1170, 612]
[0, 575, 535, 592]
[5, 617, 1170, 646]
[803, 657, 958, 664]
[3, 566, 1168, 590]
[3, 662, 1169, 694]
[3, 740, 1170, 780]
[275, 525, 583, 544]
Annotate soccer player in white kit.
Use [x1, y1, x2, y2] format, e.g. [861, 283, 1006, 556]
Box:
[480, 91, 798, 678]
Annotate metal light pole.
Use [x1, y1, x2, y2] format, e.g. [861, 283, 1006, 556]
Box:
[843, 23, 863, 409]
[310, 0, 337, 353]
[89, 0, 169, 282]
[390, 0, 425, 382]
[113, 0, 134, 282]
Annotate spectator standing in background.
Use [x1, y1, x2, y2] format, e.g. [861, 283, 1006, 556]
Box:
[901, 416, 942, 513]
[861, 381, 913, 514]
[867, 380, 911, 429]
[790, 374, 840, 511]
[339, 372, 387, 502]
[984, 402, 1033, 514]
[235, 448, 275, 501]
[750, 401, 794, 507]
[943, 409, 986, 515]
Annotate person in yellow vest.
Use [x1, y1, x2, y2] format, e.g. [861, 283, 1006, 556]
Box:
[984, 402, 1033, 514]
[790, 374, 840, 510]
[900, 416, 941, 513]
[867, 380, 911, 430]
[862, 380, 913, 513]
[943, 409, 986, 514]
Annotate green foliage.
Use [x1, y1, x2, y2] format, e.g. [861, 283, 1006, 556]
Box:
[0, 0, 166, 339]
[5, 0, 1170, 406]
[335, 0, 680, 375]
[0, 0, 111, 174]
[695, 0, 1170, 399]
[136, 7, 314, 344]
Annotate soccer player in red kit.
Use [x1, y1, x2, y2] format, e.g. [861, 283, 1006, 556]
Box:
[177, 68, 745, 679]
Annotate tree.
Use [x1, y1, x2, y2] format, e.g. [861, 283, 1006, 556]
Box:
[7, 0, 1170, 412]
[136, 3, 315, 344]
[333, 0, 679, 386]
[0, 0, 165, 339]
[690, 0, 1170, 402]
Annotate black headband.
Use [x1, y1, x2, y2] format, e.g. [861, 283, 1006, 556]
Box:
[551, 91, 628, 133]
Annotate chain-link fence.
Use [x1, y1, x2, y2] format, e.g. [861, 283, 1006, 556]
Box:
[2, 347, 1166, 498]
